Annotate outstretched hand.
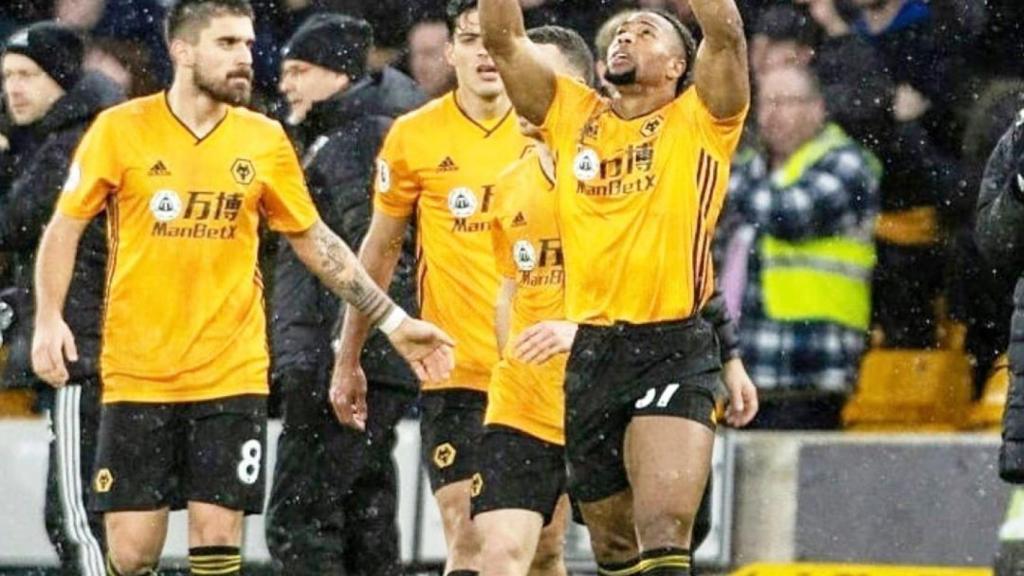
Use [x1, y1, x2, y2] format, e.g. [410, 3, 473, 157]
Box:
[387, 317, 455, 382]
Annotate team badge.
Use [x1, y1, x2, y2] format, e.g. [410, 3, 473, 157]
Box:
[149, 190, 182, 222]
[231, 158, 255, 185]
[433, 443, 457, 469]
[94, 468, 114, 493]
[513, 240, 536, 272]
[641, 115, 664, 138]
[62, 162, 81, 194]
[573, 148, 599, 182]
[471, 473, 484, 497]
[376, 159, 391, 193]
[447, 187, 478, 218]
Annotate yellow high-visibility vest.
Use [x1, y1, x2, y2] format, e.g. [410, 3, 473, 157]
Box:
[760, 124, 881, 331]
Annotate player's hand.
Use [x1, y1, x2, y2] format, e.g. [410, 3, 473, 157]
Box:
[387, 317, 455, 382]
[513, 320, 578, 364]
[330, 361, 368, 431]
[31, 314, 78, 388]
[722, 357, 758, 427]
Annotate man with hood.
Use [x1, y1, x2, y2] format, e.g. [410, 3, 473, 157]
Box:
[0, 20, 124, 575]
[266, 13, 425, 575]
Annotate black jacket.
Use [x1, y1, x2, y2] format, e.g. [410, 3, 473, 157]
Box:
[975, 115, 1024, 483]
[0, 73, 124, 388]
[271, 68, 425, 392]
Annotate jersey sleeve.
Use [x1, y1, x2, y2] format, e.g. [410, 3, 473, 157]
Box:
[683, 88, 749, 159]
[372, 121, 421, 218]
[57, 112, 121, 220]
[540, 75, 600, 149]
[261, 126, 320, 233]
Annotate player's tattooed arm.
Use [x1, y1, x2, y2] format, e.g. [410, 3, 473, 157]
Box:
[287, 219, 395, 327]
[690, 0, 750, 118]
[479, 0, 556, 126]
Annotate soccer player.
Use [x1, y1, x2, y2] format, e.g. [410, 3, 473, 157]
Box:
[472, 25, 593, 576]
[330, 1, 529, 573]
[31, 1, 453, 574]
[479, 1, 757, 574]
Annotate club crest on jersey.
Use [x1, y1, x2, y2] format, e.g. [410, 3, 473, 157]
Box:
[62, 162, 81, 194]
[448, 187, 477, 218]
[150, 190, 182, 222]
[513, 240, 536, 272]
[573, 148, 599, 182]
[231, 158, 255, 185]
[94, 468, 113, 493]
[641, 115, 664, 138]
[376, 159, 391, 193]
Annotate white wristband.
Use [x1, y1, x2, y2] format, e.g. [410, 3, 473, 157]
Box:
[378, 306, 408, 335]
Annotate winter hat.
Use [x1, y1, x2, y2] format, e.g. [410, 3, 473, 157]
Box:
[4, 21, 84, 91]
[282, 13, 373, 80]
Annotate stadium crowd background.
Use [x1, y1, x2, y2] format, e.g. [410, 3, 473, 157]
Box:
[2, 0, 1024, 426]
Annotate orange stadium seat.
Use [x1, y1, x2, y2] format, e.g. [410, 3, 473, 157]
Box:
[842, 348, 973, 431]
[966, 354, 1009, 431]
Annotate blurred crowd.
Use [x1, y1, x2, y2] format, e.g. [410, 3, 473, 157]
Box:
[2, 0, 1024, 430]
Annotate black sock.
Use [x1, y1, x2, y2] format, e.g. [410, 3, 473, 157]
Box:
[597, 557, 643, 576]
[189, 546, 241, 575]
[639, 547, 691, 575]
[445, 571, 479, 576]
[106, 555, 158, 576]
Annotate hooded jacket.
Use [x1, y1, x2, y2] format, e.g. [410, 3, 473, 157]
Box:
[0, 72, 124, 388]
[271, 67, 425, 391]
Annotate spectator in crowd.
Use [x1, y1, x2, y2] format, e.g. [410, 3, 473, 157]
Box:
[408, 18, 455, 97]
[265, 13, 425, 574]
[722, 64, 880, 429]
[847, 0, 962, 152]
[0, 20, 122, 574]
[756, 2, 892, 148]
[56, 0, 172, 91]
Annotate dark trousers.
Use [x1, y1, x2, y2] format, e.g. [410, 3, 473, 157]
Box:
[266, 369, 415, 575]
[45, 380, 107, 575]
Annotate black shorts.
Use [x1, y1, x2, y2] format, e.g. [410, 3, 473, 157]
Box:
[91, 394, 267, 515]
[419, 389, 486, 492]
[471, 425, 566, 525]
[564, 317, 720, 503]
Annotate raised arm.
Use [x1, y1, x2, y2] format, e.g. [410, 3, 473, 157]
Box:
[691, 0, 749, 119]
[32, 213, 89, 387]
[478, 0, 556, 126]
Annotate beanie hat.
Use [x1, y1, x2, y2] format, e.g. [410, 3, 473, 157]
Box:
[4, 21, 84, 91]
[282, 13, 373, 80]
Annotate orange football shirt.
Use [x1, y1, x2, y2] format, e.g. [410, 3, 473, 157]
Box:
[487, 149, 566, 445]
[541, 75, 747, 325]
[58, 93, 318, 403]
[374, 92, 530, 392]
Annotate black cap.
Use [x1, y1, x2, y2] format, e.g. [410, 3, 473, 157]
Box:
[282, 13, 373, 80]
[4, 21, 84, 91]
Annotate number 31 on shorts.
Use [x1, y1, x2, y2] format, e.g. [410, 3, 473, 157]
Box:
[237, 439, 262, 485]
[634, 383, 681, 410]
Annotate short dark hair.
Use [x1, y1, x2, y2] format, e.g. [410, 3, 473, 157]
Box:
[527, 25, 596, 87]
[165, 0, 254, 43]
[446, 0, 479, 36]
[643, 9, 698, 94]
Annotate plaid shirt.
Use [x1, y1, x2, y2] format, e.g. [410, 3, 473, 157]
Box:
[723, 130, 881, 393]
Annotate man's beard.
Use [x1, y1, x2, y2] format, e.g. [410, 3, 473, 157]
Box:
[194, 66, 252, 106]
[604, 67, 637, 87]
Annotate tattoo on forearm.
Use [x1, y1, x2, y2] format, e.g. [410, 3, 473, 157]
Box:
[313, 225, 394, 326]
